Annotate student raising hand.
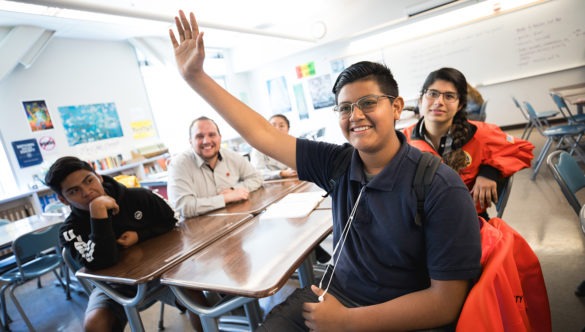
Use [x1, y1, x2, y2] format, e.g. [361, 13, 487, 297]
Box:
[169, 11, 205, 84]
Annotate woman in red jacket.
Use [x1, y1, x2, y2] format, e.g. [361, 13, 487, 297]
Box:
[403, 68, 534, 218]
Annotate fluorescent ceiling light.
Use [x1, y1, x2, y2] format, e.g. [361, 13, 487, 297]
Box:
[0, 0, 317, 42]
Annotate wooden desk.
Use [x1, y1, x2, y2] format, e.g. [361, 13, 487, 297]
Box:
[161, 209, 333, 331]
[76, 214, 253, 332]
[0, 214, 64, 249]
[551, 83, 585, 114]
[206, 179, 304, 216]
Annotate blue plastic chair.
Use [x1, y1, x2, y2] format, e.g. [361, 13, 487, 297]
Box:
[550, 92, 585, 125]
[524, 101, 585, 180]
[547, 150, 585, 216]
[0, 223, 67, 331]
[512, 97, 558, 140]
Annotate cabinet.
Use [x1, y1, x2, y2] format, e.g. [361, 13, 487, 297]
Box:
[0, 153, 169, 220]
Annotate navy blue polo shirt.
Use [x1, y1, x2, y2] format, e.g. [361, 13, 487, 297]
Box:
[296, 131, 481, 306]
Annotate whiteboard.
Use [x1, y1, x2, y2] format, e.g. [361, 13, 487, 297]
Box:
[381, 0, 585, 98]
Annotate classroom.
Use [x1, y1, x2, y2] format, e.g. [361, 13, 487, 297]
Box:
[0, 0, 584, 331]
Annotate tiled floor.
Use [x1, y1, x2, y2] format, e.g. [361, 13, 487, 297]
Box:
[2, 128, 585, 331]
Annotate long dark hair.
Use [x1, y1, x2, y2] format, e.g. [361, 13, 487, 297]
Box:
[421, 67, 469, 172]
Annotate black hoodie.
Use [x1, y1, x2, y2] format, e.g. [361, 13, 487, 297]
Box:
[59, 175, 177, 270]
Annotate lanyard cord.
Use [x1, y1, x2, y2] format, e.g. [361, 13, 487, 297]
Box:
[318, 185, 365, 302]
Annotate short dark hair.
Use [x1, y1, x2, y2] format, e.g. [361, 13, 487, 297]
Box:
[332, 61, 399, 103]
[44, 156, 94, 196]
[189, 116, 221, 137]
[269, 114, 290, 128]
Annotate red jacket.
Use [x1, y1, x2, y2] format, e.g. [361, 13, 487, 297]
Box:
[403, 119, 534, 213]
[456, 218, 551, 332]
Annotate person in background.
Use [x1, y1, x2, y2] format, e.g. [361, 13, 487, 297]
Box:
[466, 83, 484, 117]
[45, 156, 206, 332]
[167, 116, 263, 218]
[169, 11, 481, 331]
[250, 114, 298, 180]
[403, 67, 534, 219]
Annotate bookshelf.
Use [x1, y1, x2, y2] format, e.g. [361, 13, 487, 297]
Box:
[0, 153, 170, 219]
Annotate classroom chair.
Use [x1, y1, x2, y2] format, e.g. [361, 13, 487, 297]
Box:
[523, 101, 585, 180]
[512, 96, 558, 140]
[0, 223, 67, 331]
[546, 150, 585, 216]
[61, 247, 169, 331]
[550, 92, 585, 124]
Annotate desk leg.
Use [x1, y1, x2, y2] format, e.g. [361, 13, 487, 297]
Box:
[170, 286, 259, 332]
[298, 258, 315, 288]
[83, 280, 159, 332]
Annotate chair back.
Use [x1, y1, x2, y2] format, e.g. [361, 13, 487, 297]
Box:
[550, 92, 577, 123]
[61, 247, 93, 295]
[512, 97, 529, 120]
[523, 101, 547, 135]
[12, 223, 62, 273]
[547, 150, 585, 215]
[495, 175, 514, 219]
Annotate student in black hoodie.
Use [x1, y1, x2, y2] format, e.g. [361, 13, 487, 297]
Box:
[45, 156, 206, 332]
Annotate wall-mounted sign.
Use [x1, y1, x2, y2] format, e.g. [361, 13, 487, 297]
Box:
[38, 136, 56, 151]
[11, 138, 43, 168]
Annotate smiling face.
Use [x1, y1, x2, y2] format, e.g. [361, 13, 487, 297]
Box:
[190, 119, 222, 164]
[58, 170, 105, 211]
[337, 79, 402, 154]
[421, 79, 464, 126]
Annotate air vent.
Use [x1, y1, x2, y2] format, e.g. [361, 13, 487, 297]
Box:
[405, 0, 458, 17]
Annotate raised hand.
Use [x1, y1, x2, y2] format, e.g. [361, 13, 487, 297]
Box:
[169, 10, 205, 81]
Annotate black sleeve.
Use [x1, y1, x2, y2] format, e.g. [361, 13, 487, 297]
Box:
[134, 190, 177, 242]
[59, 214, 120, 270]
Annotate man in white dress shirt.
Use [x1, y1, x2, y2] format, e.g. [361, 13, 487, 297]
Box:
[168, 116, 263, 217]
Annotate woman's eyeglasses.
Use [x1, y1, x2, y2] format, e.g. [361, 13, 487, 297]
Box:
[424, 89, 459, 103]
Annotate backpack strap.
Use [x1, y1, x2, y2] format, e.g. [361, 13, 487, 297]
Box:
[412, 152, 441, 227]
[324, 144, 354, 197]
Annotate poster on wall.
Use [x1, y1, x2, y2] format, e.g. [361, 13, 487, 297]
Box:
[58, 102, 124, 146]
[11, 138, 43, 168]
[293, 83, 309, 120]
[22, 100, 54, 132]
[131, 120, 156, 139]
[308, 75, 335, 109]
[330, 59, 345, 80]
[266, 76, 292, 114]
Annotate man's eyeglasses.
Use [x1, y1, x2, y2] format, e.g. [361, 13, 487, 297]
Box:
[333, 94, 395, 119]
[424, 89, 459, 103]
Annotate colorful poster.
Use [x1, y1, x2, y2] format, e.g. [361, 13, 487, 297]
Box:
[293, 83, 309, 120]
[266, 76, 292, 114]
[22, 100, 54, 132]
[11, 138, 43, 168]
[308, 75, 335, 109]
[131, 120, 156, 139]
[58, 102, 124, 146]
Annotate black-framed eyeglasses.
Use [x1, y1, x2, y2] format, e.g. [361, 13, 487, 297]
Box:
[333, 94, 395, 119]
[423, 89, 459, 103]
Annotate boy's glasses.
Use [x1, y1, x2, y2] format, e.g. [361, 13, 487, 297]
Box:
[424, 89, 459, 103]
[333, 94, 395, 119]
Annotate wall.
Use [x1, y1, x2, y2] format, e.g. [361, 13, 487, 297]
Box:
[237, 0, 584, 142]
[0, 38, 159, 189]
